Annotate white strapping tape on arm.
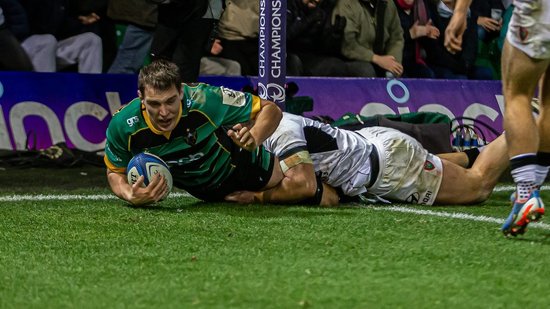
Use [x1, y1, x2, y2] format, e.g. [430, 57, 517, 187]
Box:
[279, 150, 313, 173]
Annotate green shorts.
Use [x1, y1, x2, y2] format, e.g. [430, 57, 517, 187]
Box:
[183, 145, 275, 202]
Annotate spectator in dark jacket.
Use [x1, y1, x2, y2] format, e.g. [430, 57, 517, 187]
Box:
[425, 0, 491, 80]
[332, 0, 405, 77]
[0, 1, 33, 71]
[18, 0, 104, 73]
[150, 0, 221, 82]
[287, 0, 361, 76]
[215, 0, 260, 77]
[107, 0, 157, 74]
[394, 0, 439, 78]
[471, 0, 504, 42]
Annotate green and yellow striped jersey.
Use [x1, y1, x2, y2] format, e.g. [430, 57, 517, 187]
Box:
[104, 83, 267, 191]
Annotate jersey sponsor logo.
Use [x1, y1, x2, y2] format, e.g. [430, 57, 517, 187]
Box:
[221, 87, 246, 107]
[185, 99, 193, 108]
[166, 152, 205, 166]
[424, 160, 435, 171]
[126, 116, 139, 127]
[406, 192, 420, 204]
[420, 191, 433, 205]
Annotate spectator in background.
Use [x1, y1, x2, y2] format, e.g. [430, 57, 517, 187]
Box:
[72, 0, 117, 72]
[471, 0, 503, 42]
[107, 0, 157, 74]
[470, 0, 505, 79]
[199, 0, 242, 76]
[286, 0, 357, 76]
[332, 0, 404, 77]
[394, 0, 439, 78]
[0, 2, 33, 71]
[425, 0, 492, 79]
[18, 0, 103, 73]
[215, 0, 260, 76]
[497, 0, 514, 51]
[199, 38, 242, 76]
[150, 0, 221, 82]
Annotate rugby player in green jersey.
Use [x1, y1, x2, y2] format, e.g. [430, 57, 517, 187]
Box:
[104, 59, 284, 206]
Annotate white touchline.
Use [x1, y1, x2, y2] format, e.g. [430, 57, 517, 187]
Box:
[1, 185, 549, 231]
[493, 185, 550, 192]
[0, 192, 193, 202]
[373, 206, 550, 231]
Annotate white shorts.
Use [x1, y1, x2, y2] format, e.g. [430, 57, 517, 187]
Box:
[507, 0, 550, 59]
[357, 127, 443, 205]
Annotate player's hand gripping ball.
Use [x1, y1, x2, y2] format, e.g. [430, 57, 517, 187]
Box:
[126, 153, 173, 199]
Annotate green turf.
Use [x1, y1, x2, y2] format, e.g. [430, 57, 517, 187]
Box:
[1, 167, 550, 308]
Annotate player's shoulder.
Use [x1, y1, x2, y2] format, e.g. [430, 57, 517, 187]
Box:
[108, 98, 144, 133]
[112, 97, 142, 119]
[185, 82, 251, 110]
[184, 82, 220, 105]
[184, 82, 219, 96]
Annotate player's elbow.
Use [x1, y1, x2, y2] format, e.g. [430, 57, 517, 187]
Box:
[302, 177, 319, 199]
[292, 173, 318, 200]
[267, 100, 282, 120]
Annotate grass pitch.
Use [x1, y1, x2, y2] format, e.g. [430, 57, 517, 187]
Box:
[1, 166, 550, 308]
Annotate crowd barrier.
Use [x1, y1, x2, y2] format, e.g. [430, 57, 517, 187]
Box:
[0, 72, 504, 151]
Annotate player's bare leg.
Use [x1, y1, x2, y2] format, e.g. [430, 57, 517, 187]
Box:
[437, 152, 469, 168]
[502, 42, 547, 159]
[500, 40, 550, 235]
[438, 147, 487, 169]
[435, 134, 508, 204]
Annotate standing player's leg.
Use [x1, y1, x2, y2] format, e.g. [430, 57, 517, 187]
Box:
[500, 40, 550, 235]
[435, 134, 509, 204]
[536, 69, 550, 189]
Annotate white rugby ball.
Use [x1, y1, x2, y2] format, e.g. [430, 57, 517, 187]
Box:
[126, 152, 173, 198]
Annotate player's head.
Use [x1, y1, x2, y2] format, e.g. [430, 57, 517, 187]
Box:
[138, 60, 183, 132]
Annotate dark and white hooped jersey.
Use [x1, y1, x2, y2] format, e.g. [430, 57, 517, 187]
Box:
[263, 112, 376, 196]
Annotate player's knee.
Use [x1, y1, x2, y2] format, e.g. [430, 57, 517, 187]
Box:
[472, 181, 494, 203]
[294, 173, 325, 205]
[482, 179, 497, 200]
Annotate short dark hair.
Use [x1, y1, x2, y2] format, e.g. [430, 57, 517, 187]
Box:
[138, 59, 182, 96]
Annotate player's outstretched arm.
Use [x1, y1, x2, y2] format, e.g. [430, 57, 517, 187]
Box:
[225, 162, 339, 206]
[230, 99, 282, 151]
[106, 169, 168, 206]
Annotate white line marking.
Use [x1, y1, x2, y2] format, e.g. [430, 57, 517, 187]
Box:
[1, 186, 549, 231]
[0, 192, 192, 202]
[493, 185, 550, 192]
[373, 206, 550, 231]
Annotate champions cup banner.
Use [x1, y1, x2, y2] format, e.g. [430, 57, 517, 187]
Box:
[257, 0, 287, 106]
[0, 72, 504, 151]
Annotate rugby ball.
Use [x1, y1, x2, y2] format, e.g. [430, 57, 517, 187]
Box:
[126, 152, 173, 198]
